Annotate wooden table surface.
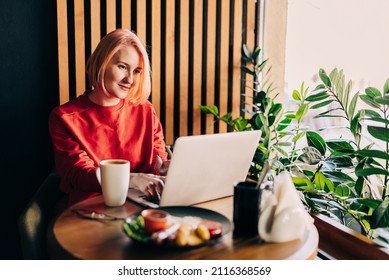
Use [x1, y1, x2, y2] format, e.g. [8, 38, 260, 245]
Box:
[47, 195, 319, 260]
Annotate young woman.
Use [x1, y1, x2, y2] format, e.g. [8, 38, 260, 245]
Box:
[49, 29, 169, 207]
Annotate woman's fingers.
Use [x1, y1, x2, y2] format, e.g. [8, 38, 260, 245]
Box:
[131, 173, 165, 198]
[151, 156, 170, 176]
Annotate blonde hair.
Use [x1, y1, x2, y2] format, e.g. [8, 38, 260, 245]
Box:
[86, 29, 151, 104]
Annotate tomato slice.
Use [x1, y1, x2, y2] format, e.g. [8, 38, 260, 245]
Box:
[200, 220, 222, 239]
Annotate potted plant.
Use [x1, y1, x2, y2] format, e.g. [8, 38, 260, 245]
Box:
[200, 44, 389, 255]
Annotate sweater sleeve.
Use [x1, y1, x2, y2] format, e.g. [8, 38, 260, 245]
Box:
[152, 108, 168, 161]
[48, 109, 102, 194]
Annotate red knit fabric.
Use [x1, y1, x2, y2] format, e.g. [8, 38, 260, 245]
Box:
[49, 92, 168, 206]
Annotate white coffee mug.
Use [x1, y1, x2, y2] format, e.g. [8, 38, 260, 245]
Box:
[96, 159, 130, 207]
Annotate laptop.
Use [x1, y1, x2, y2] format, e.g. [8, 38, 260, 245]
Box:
[127, 130, 262, 208]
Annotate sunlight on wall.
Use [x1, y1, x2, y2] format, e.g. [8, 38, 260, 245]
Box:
[284, 0, 389, 143]
[285, 0, 389, 95]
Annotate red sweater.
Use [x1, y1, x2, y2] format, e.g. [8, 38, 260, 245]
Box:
[49, 92, 168, 206]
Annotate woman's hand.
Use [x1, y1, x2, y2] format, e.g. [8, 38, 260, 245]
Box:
[151, 155, 170, 176]
[129, 173, 165, 198]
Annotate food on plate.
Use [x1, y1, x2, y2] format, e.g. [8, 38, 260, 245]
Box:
[200, 220, 223, 239]
[195, 224, 211, 241]
[141, 209, 169, 233]
[123, 212, 224, 247]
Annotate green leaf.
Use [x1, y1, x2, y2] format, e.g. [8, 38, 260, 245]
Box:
[269, 103, 282, 116]
[232, 117, 249, 131]
[306, 91, 329, 102]
[242, 44, 252, 60]
[343, 80, 352, 109]
[329, 68, 338, 82]
[292, 177, 314, 189]
[355, 167, 389, 177]
[273, 145, 289, 157]
[323, 171, 354, 183]
[277, 142, 293, 147]
[384, 78, 389, 94]
[314, 114, 348, 119]
[355, 198, 382, 209]
[295, 103, 309, 121]
[306, 131, 326, 155]
[292, 131, 306, 143]
[362, 109, 382, 118]
[355, 177, 364, 196]
[370, 197, 389, 228]
[314, 84, 326, 90]
[335, 185, 350, 197]
[314, 108, 342, 118]
[347, 92, 359, 120]
[327, 156, 354, 168]
[350, 111, 362, 136]
[314, 172, 326, 190]
[254, 114, 263, 129]
[365, 87, 381, 98]
[374, 95, 389, 105]
[367, 125, 389, 142]
[300, 146, 323, 165]
[219, 112, 232, 123]
[277, 118, 292, 131]
[366, 117, 389, 125]
[326, 140, 355, 153]
[360, 95, 381, 108]
[285, 113, 296, 119]
[319, 68, 331, 87]
[241, 66, 255, 76]
[252, 47, 262, 62]
[310, 100, 333, 109]
[324, 178, 335, 192]
[356, 149, 389, 160]
[199, 105, 219, 116]
[292, 90, 302, 101]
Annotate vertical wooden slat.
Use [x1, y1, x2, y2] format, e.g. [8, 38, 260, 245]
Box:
[90, 0, 101, 53]
[232, 0, 243, 119]
[74, 0, 86, 97]
[121, 0, 131, 30]
[179, 0, 190, 137]
[205, 0, 217, 134]
[218, 0, 230, 133]
[165, 0, 175, 144]
[136, 0, 146, 44]
[246, 0, 256, 51]
[244, 0, 256, 118]
[106, 0, 116, 33]
[192, 0, 203, 135]
[151, 1, 161, 117]
[57, 0, 69, 104]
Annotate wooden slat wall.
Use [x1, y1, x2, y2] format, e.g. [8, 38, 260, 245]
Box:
[244, 0, 256, 119]
[205, 0, 216, 134]
[56, 0, 258, 144]
[179, 0, 189, 137]
[165, 0, 175, 145]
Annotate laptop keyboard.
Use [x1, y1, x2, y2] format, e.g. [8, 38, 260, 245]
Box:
[139, 195, 160, 205]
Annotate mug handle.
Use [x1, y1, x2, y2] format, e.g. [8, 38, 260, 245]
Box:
[95, 167, 101, 185]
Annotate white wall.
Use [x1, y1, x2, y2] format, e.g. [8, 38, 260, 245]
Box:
[285, 0, 389, 95]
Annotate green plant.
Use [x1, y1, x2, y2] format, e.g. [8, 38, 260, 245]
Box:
[200, 44, 389, 246]
[296, 68, 389, 241]
[200, 44, 287, 179]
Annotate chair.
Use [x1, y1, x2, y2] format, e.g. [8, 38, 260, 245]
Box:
[18, 171, 62, 259]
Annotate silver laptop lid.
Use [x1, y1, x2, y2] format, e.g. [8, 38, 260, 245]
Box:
[159, 130, 261, 206]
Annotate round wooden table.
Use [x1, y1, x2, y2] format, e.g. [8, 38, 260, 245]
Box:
[48, 196, 319, 260]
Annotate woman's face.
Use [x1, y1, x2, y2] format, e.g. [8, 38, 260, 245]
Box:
[101, 45, 142, 104]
